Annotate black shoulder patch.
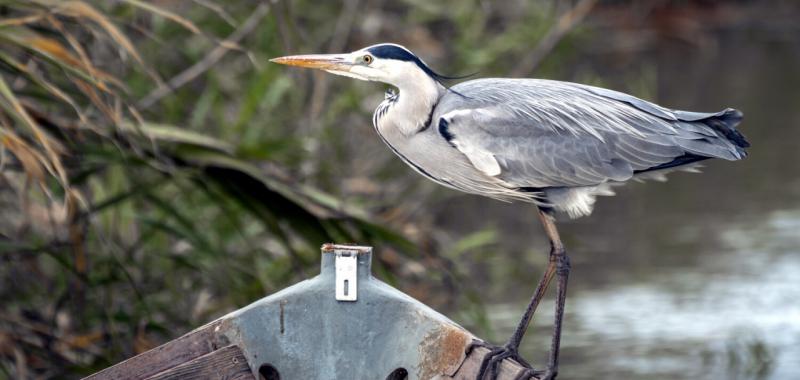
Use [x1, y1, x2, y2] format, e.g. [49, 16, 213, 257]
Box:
[438, 118, 456, 147]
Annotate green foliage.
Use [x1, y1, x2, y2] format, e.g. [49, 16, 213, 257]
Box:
[0, 1, 602, 377]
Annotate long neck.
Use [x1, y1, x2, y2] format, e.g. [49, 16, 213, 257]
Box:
[383, 73, 444, 136]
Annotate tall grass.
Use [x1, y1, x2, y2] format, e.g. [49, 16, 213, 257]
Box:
[0, 1, 427, 376]
[0, 0, 600, 377]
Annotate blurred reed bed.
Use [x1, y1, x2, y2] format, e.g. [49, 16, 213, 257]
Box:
[0, 0, 608, 376]
[0, 1, 475, 377]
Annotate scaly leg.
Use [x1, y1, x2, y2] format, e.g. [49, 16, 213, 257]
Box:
[470, 207, 570, 380]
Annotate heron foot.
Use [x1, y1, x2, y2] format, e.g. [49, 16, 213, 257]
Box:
[466, 339, 538, 380]
[513, 368, 555, 380]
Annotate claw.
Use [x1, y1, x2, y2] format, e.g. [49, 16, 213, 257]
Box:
[513, 368, 539, 380]
[465, 339, 492, 355]
[467, 340, 537, 380]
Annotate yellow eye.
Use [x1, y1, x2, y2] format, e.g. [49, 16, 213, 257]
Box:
[363, 55, 373, 64]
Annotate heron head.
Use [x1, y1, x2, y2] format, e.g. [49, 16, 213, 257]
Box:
[270, 43, 449, 88]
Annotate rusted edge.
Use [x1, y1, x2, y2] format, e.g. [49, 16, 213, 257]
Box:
[418, 324, 471, 379]
[321, 243, 372, 254]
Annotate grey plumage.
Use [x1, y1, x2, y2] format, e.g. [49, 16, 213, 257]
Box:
[373, 78, 747, 217]
[272, 43, 749, 218]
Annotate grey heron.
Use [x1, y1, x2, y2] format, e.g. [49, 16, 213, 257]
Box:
[271, 43, 749, 379]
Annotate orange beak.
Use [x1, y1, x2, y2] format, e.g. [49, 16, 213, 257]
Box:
[269, 54, 352, 72]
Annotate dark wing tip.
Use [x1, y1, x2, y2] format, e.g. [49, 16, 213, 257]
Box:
[720, 108, 744, 126]
[634, 153, 712, 174]
[714, 108, 750, 148]
[726, 107, 743, 119]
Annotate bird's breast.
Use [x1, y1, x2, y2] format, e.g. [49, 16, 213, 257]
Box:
[372, 89, 398, 130]
[373, 109, 514, 198]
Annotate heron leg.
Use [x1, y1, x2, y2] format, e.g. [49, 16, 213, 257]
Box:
[537, 207, 570, 380]
[469, 207, 569, 380]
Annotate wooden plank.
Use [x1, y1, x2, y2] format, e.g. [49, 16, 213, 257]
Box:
[448, 346, 531, 380]
[84, 320, 230, 380]
[145, 345, 253, 380]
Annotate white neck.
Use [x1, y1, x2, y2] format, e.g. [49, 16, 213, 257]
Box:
[383, 69, 444, 136]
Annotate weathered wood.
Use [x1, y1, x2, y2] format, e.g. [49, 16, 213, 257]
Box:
[144, 345, 253, 380]
[449, 346, 531, 380]
[84, 320, 230, 380]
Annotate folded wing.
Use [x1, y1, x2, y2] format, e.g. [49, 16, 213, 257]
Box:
[435, 78, 747, 189]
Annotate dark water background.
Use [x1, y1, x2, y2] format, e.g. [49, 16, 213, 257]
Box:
[436, 18, 800, 380]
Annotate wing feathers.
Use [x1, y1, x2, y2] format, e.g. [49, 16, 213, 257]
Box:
[431, 78, 747, 189]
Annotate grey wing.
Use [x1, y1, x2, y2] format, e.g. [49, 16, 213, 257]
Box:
[435, 78, 748, 188]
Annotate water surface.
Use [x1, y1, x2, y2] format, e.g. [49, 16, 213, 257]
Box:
[436, 24, 800, 380]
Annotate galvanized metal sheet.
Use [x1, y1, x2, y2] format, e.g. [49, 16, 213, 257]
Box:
[216, 244, 474, 379]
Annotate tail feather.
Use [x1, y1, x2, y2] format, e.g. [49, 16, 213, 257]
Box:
[636, 108, 749, 175]
[704, 108, 750, 149]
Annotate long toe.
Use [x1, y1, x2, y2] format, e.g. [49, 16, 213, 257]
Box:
[513, 368, 542, 380]
[469, 341, 536, 380]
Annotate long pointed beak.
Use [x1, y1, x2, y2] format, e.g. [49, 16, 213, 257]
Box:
[269, 54, 352, 72]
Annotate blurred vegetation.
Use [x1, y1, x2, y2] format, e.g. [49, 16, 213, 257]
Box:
[1, 0, 778, 378]
[0, 1, 539, 376]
